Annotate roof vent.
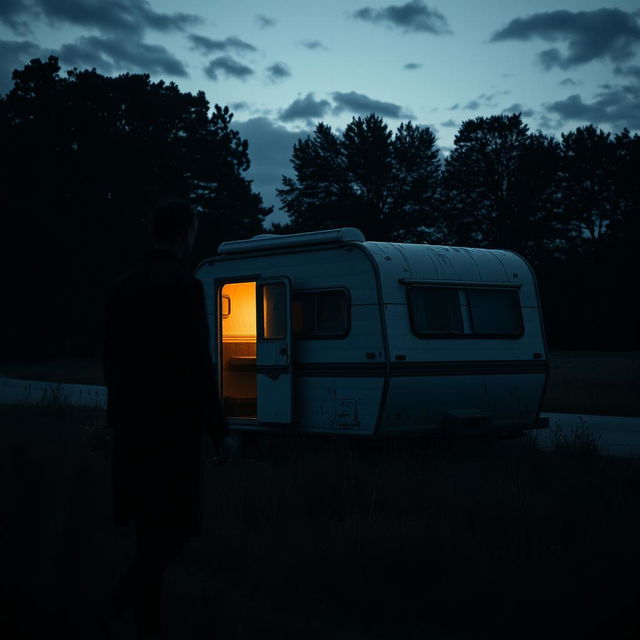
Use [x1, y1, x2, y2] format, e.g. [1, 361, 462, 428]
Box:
[218, 227, 365, 255]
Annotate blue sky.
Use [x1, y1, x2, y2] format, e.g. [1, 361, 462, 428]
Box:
[1, 0, 639, 222]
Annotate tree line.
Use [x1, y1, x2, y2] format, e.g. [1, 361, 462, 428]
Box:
[1, 57, 637, 357]
[276, 114, 639, 350]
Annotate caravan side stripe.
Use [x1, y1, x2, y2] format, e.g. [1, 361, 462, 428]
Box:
[295, 360, 546, 377]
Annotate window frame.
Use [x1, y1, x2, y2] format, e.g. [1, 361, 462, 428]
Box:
[466, 288, 524, 338]
[406, 284, 524, 340]
[406, 286, 465, 338]
[292, 287, 351, 340]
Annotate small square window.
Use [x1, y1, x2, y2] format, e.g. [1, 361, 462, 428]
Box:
[467, 289, 523, 336]
[408, 287, 463, 336]
[293, 290, 349, 338]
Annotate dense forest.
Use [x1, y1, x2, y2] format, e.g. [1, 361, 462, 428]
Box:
[1, 56, 638, 357]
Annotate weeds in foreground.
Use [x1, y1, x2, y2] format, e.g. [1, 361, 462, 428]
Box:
[548, 415, 601, 456]
[2, 404, 639, 640]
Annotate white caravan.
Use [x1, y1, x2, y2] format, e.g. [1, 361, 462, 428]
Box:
[194, 228, 549, 437]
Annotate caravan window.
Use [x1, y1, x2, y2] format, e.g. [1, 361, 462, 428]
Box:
[293, 289, 349, 338]
[467, 289, 523, 337]
[260, 283, 286, 340]
[407, 287, 463, 336]
[407, 285, 523, 339]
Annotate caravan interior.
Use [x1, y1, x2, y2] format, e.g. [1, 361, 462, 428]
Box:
[220, 281, 257, 417]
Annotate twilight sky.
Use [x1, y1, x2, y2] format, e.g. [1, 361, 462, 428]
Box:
[1, 0, 639, 223]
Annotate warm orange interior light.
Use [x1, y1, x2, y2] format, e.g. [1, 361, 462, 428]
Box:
[221, 282, 256, 340]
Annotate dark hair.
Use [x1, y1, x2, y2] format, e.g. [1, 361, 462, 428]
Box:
[149, 200, 197, 244]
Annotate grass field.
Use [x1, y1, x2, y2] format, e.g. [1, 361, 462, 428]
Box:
[2, 402, 640, 639]
[1, 350, 639, 416]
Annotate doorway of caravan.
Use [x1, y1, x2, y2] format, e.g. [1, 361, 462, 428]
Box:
[220, 281, 257, 418]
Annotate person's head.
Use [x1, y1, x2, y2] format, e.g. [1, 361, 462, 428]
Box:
[148, 200, 198, 259]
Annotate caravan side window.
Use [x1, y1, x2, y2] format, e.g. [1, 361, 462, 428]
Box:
[407, 286, 523, 339]
[467, 289, 523, 337]
[292, 289, 350, 338]
[407, 287, 463, 336]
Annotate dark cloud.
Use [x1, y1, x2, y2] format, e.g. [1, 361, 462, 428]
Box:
[440, 119, 458, 128]
[57, 39, 114, 72]
[0, 0, 33, 34]
[547, 86, 640, 130]
[41, 0, 200, 35]
[449, 103, 459, 110]
[615, 64, 640, 81]
[1, 0, 201, 36]
[332, 91, 414, 118]
[188, 34, 257, 56]
[57, 35, 188, 76]
[559, 77, 578, 86]
[491, 9, 640, 69]
[403, 62, 422, 70]
[204, 56, 254, 81]
[266, 62, 291, 82]
[463, 99, 479, 110]
[300, 40, 327, 51]
[501, 103, 534, 117]
[230, 101, 249, 112]
[232, 117, 309, 221]
[279, 93, 331, 122]
[256, 14, 276, 28]
[353, 0, 451, 35]
[0, 39, 43, 93]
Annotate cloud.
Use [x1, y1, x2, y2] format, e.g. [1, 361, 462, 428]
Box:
[0, 38, 43, 93]
[299, 40, 327, 51]
[353, 0, 451, 34]
[458, 91, 506, 111]
[57, 39, 115, 72]
[615, 64, 640, 81]
[546, 86, 640, 130]
[501, 103, 534, 117]
[440, 119, 457, 127]
[559, 77, 578, 86]
[232, 117, 310, 221]
[279, 92, 331, 122]
[491, 9, 640, 69]
[0, 0, 33, 34]
[332, 90, 414, 118]
[403, 62, 422, 70]
[56, 35, 188, 76]
[266, 62, 291, 82]
[188, 34, 257, 56]
[36, 0, 200, 36]
[230, 101, 249, 112]
[204, 56, 254, 81]
[256, 14, 275, 28]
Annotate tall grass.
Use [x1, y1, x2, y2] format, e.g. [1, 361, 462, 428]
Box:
[2, 404, 639, 639]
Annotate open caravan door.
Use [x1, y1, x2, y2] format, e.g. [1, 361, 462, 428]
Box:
[256, 277, 292, 424]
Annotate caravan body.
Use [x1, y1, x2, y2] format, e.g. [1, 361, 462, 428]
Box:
[194, 228, 548, 437]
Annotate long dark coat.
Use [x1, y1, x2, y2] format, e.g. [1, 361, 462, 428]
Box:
[103, 248, 225, 535]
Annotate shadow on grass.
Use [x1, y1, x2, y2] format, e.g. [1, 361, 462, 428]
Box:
[1, 403, 639, 639]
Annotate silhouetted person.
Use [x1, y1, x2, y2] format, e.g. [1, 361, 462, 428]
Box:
[102, 200, 225, 639]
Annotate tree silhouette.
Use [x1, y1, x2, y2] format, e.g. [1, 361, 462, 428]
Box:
[0, 56, 267, 357]
[277, 114, 441, 241]
[440, 114, 561, 263]
[554, 125, 618, 256]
